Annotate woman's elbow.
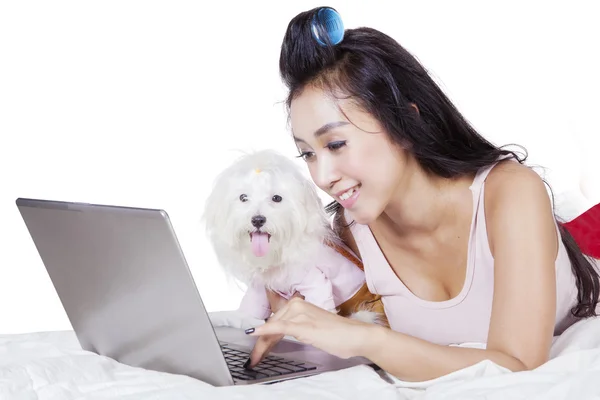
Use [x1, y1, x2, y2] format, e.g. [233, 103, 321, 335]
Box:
[501, 353, 547, 372]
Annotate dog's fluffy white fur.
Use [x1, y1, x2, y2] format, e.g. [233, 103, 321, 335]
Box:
[203, 150, 385, 326]
[203, 149, 334, 288]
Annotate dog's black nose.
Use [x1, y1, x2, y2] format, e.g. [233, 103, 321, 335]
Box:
[251, 215, 266, 228]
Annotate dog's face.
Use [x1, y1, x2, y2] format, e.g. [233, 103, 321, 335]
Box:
[203, 150, 330, 279]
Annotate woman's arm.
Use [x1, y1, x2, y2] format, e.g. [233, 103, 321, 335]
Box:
[357, 162, 559, 380]
[361, 326, 526, 381]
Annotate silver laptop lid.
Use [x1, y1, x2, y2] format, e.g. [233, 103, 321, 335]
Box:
[16, 198, 234, 386]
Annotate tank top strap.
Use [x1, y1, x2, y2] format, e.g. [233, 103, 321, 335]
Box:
[469, 154, 515, 195]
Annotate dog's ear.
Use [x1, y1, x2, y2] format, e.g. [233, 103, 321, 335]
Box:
[299, 176, 330, 237]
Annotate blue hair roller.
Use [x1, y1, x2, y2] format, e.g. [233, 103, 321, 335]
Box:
[311, 7, 344, 46]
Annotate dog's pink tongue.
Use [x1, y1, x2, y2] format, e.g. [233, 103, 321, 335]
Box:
[250, 232, 269, 257]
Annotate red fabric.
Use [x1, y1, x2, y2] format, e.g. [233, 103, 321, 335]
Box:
[561, 202, 600, 259]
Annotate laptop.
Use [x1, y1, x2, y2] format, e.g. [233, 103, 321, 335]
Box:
[15, 197, 374, 386]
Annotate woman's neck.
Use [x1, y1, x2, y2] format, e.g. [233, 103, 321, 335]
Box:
[376, 162, 474, 239]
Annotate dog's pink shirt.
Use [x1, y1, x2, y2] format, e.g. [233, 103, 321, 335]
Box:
[238, 243, 365, 320]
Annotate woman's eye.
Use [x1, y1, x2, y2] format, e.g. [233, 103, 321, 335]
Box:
[239, 194, 248, 202]
[296, 151, 314, 161]
[272, 195, 283, 203]
[327, 141, 346, 151]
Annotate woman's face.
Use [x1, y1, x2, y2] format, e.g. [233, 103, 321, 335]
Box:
[290, 85, 411, 225]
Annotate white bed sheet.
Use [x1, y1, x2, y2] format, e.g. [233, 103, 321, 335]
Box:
[2, 314, 600, 400]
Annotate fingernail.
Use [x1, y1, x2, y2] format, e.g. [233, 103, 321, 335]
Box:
[243, 358, 251, 369]
[244, 327, 255, 334]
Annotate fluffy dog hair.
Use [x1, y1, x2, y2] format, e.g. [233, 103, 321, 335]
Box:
[203, 149, 331, 285]
[203, 149, 388, 326]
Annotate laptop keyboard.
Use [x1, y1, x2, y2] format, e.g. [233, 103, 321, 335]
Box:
[220, 344, 318, 381]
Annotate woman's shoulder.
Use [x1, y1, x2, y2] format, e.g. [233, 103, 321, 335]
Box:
[484, 159, 550, 208]
[483, 159, 557, 256]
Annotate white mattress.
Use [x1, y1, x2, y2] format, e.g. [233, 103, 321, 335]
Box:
[2, 313, 600, 399]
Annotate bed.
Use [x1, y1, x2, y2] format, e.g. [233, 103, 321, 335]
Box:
[3, 178, 599, 399]
[2, 311, 600, 399]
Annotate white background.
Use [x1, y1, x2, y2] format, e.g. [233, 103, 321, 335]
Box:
[1, 1, 598, 334]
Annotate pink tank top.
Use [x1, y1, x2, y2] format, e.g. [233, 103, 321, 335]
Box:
[345, 159, 580, 345]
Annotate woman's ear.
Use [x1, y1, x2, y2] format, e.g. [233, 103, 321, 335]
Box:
[410, 103, 420, 115]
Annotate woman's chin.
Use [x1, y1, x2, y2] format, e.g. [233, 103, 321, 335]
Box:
[345, 207, 377, 226]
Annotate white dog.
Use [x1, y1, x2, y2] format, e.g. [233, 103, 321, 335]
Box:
[203, 149, 387, 325]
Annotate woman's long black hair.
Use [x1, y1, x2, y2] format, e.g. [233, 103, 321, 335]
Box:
[278, 7, 599, 318]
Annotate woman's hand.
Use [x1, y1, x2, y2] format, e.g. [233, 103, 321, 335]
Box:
[246, 297, 377, 367]
[265, 289, 296, 315]
[244, 290, 303, 368]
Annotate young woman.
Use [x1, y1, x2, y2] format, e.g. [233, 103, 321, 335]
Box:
[245, 7, 600, 381]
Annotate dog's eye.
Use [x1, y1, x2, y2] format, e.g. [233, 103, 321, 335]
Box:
[272, 195, 282, 203]
[239, 194, 248, 202]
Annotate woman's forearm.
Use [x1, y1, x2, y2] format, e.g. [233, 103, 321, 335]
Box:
[360, 325, 528, 381]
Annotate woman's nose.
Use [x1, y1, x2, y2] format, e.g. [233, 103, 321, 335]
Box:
[314, 157, 340, 190]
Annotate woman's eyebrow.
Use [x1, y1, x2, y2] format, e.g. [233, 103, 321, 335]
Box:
[293, 121, 349, 143]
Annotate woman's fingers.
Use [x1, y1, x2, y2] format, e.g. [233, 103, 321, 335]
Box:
[244, 297, 294, 368]
[266, 290, 286, 314]
[266, 290, 305, 314]
[245, 298, 308, 368]
[247, 320, 304, 367]
[291, 291, 305, 300]
[246, 333, 284, 368]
